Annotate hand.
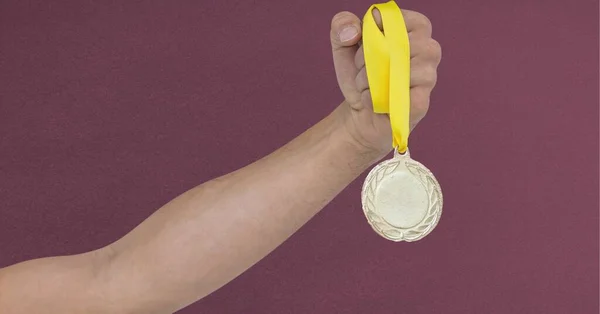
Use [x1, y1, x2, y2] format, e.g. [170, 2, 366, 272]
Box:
[330, 9, 442, 155]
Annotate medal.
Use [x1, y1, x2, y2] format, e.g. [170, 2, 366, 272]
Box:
[361, 1, 443, 242]
[361, 149, 442, 242]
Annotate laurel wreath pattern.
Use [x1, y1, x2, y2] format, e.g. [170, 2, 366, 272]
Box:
[361, 156, 443, 242]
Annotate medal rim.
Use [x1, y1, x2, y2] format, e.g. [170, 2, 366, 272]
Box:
[361, 150, 443, 242]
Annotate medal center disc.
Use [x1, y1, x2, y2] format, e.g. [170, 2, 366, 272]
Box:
[374, 169, 429, 228]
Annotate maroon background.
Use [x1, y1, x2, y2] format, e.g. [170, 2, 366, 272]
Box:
[1, 0, 598, 313]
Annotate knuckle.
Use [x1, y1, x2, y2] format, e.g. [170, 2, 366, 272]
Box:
[415, 12, 432, 31]
[424, 66, 438, 87]
[412, 65, 437, 87]
[411, 88, 431, 118]
[413, 98, 430, 119]
[427, 39, 442, 60]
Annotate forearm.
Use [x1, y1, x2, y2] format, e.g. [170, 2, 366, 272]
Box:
[101, 104, 385, 313]
[0, 251, 111, 314]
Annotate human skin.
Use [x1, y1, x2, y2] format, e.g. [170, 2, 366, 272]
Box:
[0, 9, 441, 314]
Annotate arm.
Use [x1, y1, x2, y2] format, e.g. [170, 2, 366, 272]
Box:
[0, 9, 440, 314]
[0, 105, 383, 314]
[99, 104, 385, 313]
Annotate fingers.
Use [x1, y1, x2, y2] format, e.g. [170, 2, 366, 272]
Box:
[356, 65, 435, 105]
[403, 10, 432, 37]
[367, 8, 432, 36]
[352, 8, 439, 132]
[357, 72, 432, 132]
[354, 45, 365, 69]
[355, 67, 369, 92]
[355, 37, 441, 68]
[409, 38, 442, 64]
[355, 8, 438, 68]
[355, 44, 440, 91]
[409, 87, 430, 130]
[410, 63, 437, 88]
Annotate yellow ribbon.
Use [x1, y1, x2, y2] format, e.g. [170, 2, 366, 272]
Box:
[362, 0, 410, 153]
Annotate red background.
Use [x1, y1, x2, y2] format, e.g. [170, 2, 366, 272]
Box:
[1, 1, 598, 313]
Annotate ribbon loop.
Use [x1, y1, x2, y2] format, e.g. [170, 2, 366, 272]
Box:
[362, 1, 410, 153]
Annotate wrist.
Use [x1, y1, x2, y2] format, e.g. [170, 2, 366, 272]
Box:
[330, 104, 390, 164]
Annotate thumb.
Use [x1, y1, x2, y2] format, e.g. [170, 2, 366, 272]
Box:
[330, 11, 362, 102]
[330, 11, 362, 49]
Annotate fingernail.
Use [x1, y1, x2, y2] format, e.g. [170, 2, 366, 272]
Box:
[339, 26, 358, 42]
